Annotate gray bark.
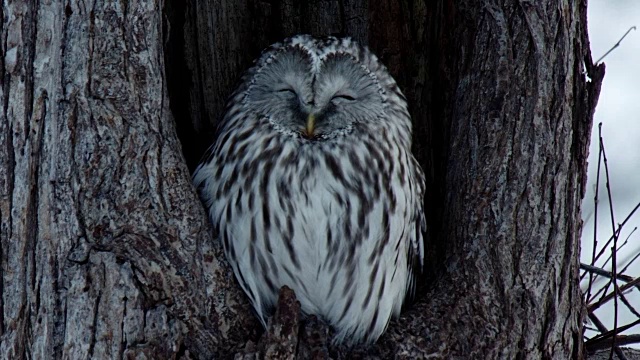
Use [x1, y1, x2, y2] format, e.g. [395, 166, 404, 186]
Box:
[0, 0, 603, 359]
[0, 1, 256, 358]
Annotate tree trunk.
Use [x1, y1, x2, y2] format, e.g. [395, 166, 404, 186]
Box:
[0, 1, 256, 358]
[0, 0, 603, 359]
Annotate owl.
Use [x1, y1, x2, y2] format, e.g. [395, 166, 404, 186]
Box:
[193, 35, 425, 345]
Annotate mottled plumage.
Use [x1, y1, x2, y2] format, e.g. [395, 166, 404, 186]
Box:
[193, 35, 425, 344]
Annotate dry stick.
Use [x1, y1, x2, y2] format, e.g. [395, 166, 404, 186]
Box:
[602, 233, 632, 269]
[587, 203, 640, 305]
[609, 252, 618, 359]
[580, 278, 638, 340]
[578, 125, 640, 356]
[584, 277, 640, 328]
[587, 313, 640, 353]
[587, 313, 629, 360]
[592, 232, 634, 297]
[588, 276, 640, 312]
[588, 318, 640, 345]
[593, 202, 640, 263]
[587, 234, 631, 303]
[586, 132, 617, 305]
[620, 237, 640, 274]
[616, 286, 640, 319]
[587, 335, 640, 353]
[601, 129, 620, 360]
[581, 264, 639, 288]
[591, 277, 640, 323]
[585, 324, 599, 333]
[591, 231, 640, 301]
[586, 265, 640, 312]
[585, 123, 604, 301]
[588, 232, 635, 304]
[595, 26, 637, 64]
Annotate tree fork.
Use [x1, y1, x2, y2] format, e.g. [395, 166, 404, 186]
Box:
[0, 0, 603, 358]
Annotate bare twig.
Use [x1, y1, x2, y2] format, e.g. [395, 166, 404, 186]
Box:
[581, 264, 639, 287]
[591, 277, 640, 324]
[585, 123, 604, 300]
[619, 237, 640, 274]
[587, 318, 640, 345]
[588, 276, 640, 313]
[586, 234, 631, 297]
[586, 334, 640, 354]
[599, 233, 631, 277]
[600, 126, 619, 360]
[592, 202, 640, 266]
[581, 265, 639, 311]
[580, 124, 640, 357]
[616, 286, 640, 319]
[595, 26, 637, 64]
[586, 313, 629, 360]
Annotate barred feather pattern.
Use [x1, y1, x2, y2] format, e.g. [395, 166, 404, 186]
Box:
[193, 35, 425, 344]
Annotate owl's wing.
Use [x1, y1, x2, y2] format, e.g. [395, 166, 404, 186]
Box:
[407, 155, 426, 298]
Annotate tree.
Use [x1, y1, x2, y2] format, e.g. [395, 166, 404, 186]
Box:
[0, 0, 604, 359]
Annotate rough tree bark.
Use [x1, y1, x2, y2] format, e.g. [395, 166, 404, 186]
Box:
[0, 0, 603, 359]
[0, 1, 256, 358]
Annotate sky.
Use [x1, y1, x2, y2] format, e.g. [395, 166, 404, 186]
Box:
[582, 0, 640, 343]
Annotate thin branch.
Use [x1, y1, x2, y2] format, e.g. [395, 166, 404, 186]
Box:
[586, 334, 640, 354]
[586, 313, 629, 360]
[619, 238, 640, 274]
[587, 270, 640, 310]
[585, 235, 631, 297]
[592, 201, 640, 266]
[595, 26, 637, 64]
[599, 235, 631, 277]
[609, 247, 618, 360]
[580, 263, 637, 284]
[585, 123, 604, 300]
[587, 318, 640, 345]
[601, 126, 619, 360]
[578, 124, 640, 360]
[586, 240, 633, 304]
[585, 324, 599, 333]
[616, 286, 640, 319]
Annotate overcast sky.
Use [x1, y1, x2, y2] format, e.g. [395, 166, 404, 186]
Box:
[582, 0, 640, 342]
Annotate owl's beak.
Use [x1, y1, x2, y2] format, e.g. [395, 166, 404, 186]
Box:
[305, 113, 316, 138]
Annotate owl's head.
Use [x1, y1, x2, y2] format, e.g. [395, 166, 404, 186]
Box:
[233, 35, 410, 142]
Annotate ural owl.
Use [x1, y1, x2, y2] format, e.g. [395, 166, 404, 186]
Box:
[193, 35, 425, 344]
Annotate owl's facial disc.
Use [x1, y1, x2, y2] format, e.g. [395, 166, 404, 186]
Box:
[246, 42, 387, 141]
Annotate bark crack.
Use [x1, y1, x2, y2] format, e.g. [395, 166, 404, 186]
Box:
[87, 288, 102, 358]
[119, 295, 127, 359]
[88, 4, 96, 95]
[24, 0, 37, 127]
